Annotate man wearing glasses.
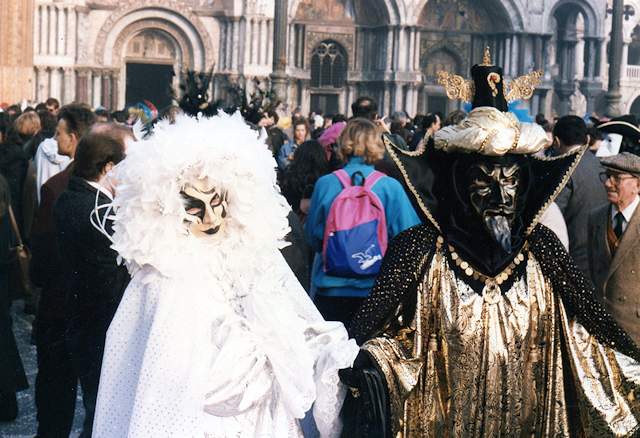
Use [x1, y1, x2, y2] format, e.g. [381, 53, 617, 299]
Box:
[588, 152, 640, 345]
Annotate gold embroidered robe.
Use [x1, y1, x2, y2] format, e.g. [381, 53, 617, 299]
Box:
[351, 225, 640, 438]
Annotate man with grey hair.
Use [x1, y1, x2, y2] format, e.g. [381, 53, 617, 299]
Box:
[588, 152, 640, 345]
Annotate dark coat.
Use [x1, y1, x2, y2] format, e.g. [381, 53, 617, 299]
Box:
[31, 166, 73, 321]
[0, 143, 28, 234]
[555, 150, 608, 278]
[0, 174, 27, 394]
[54, 177, 129, 375]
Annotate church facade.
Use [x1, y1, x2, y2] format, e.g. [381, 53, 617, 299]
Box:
[1, 0, 628, 118]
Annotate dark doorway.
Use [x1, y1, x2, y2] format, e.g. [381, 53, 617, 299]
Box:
[125, 63, 174, 110]
[310, 93, 339, 115]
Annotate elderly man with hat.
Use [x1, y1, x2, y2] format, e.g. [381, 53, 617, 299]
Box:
[588, 152, 640, 345]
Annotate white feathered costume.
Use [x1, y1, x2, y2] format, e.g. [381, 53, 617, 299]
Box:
[92, 113, 358, 437]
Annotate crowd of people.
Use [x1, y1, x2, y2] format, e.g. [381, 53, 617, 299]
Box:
[0, 77, 639, 436]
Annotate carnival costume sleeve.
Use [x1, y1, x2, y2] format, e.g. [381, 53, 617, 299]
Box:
[91, 113, 358, 438]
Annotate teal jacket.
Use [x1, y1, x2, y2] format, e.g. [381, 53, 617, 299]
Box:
[304, 156, 421, 297]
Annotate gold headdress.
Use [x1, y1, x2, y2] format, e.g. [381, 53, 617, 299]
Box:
[436, 47, 543, 104]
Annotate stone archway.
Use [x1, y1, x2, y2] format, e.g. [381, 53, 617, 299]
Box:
[94, 5, 210, 109]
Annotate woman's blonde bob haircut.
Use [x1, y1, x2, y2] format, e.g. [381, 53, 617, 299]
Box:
[15, 111, 41, 137]
[337, 118, 385, 164]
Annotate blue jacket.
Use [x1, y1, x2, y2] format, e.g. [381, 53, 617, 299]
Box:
[277, 140, 298, 170]
[304, 156, 421, 297]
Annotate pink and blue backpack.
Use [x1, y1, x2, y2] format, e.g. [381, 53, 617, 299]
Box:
[322, 169, 388, 277]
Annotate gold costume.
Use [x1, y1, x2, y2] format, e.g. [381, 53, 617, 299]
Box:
[364, 241, 640, 437]
[343, 48, 640, 438]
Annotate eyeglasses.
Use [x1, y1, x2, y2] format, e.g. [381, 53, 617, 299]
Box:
[599, 172, 637, 184]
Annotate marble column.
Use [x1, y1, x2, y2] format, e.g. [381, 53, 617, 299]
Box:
[93, 72, 102, 108]
[232, 19, 240, 70]
[414, 28, 421, 71]
[386, 27, 393, 72]
[111, 73, 120, 110]
[67, 7, 76, 59]
[101, 74, 111, 109]
[76, 70, 88, 104]
[287, 23, 295, 68]
[48, 5, 56, 55]
[622, 39, 630, 79]
[36, 66, 47, 101]
[267, 20, 274, 68]
[63, 67, 74, 104]
[34, 4, 40, 56]
[50, 67, 62, 100]
[243, 19, 251, 68]
[249, 20, 255, 65]
[407, 27, 415, 73]
[56, 6, 65, 56]
[260, 20, 268, 66]
[40, 5, 47, 56]
[382, 83, 391, 114]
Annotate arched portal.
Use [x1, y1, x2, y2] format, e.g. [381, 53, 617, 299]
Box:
[124, 29, 179, 110]
[97, 7, 208, 110]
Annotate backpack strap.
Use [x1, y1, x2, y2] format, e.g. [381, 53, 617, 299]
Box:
[333, 169, 352, 188]
[364, 171, 385, 190]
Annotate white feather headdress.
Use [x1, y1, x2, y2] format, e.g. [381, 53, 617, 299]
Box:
[110, 112, 291, 277]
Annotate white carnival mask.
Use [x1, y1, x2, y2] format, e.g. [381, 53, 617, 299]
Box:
[180, 178, 229, 238]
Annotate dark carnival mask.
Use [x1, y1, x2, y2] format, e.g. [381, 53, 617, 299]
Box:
[181, 179, 228, 238]
[468, 162, 520, 253]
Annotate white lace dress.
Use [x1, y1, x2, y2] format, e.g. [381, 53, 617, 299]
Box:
[92, 251, 357, 438]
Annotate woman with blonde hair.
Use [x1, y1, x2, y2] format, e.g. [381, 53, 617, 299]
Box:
[304, 118, 420, 323]
[14, 111, 41, 142]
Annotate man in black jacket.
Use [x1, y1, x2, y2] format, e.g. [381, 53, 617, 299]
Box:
[31, 103, 95, 437]
[54, 132, 129, 438]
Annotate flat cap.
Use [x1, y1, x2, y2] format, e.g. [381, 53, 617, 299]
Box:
[600, 152, 640, 176]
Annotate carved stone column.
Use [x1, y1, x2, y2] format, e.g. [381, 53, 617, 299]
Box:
[35, 66, 47, 102]
[48, 5, 56, 55]
[102, 73, 111, 109]
[76, 70, 88, 104]
[93, 72, 102, 108]
[50, 67, 62, 100]
[67, 6, 77, 59]
[111, 72, 120, 110]
[56, 6, 65, 56]
[63, 67, 75, 104]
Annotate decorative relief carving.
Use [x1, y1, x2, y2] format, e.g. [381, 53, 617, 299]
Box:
[111, 20, 192, 68]
[94, 0, 213, 67]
